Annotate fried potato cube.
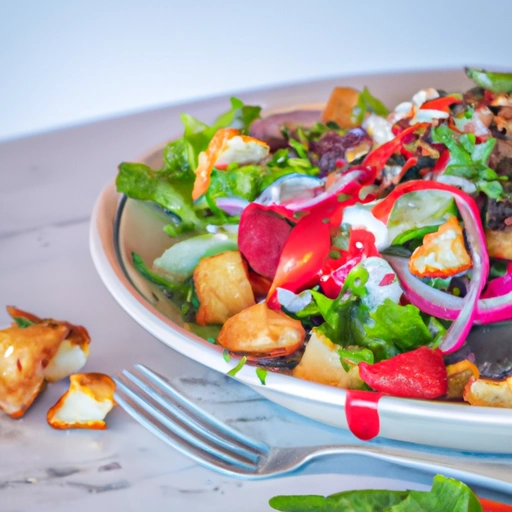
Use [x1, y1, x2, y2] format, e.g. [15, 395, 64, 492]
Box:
[322, 87, 360, 129]
[6, 306, 90, 382]
[293, 329, 364, 389]
[47, 373, 116, 430]
[409, 216, 472, 278]
[486, 226, 512, 260]
[0, 321, 69, 418]
[194, 251, 256, 325]
[192, 128, 269, 200]
[43, 325, 90, 382]
[217, 302, 305, 356]
[446, 359, 480, 400]
[463, 376, 512, 408]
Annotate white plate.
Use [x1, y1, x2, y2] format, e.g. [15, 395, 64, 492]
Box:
[90, 69, 512, 453]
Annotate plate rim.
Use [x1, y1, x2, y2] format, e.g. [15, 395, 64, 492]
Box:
[89, 70, 512, 451]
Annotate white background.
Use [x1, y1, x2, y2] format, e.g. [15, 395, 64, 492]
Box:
[2, 0, 512, 142]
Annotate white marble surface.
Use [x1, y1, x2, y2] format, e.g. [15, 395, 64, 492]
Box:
[1, 83, 512, 511]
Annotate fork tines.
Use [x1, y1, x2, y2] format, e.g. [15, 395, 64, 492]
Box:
[115, 364, 269, 475]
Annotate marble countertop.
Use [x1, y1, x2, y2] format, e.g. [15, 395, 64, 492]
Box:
[2, 89, 512, 511]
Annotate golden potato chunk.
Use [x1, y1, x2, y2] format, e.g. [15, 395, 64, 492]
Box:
[6, 306, 90, 382]
[463, 376, 512, 408]
[486, 226, 512, 260]
[218, 302, 305, 355]
[293, 329, 364, 389]
[47, 373, 116, 430]
[194, 251, 255, 325]
[446, 359, 479, 400]
[0, 321, 69, 418]
[322, 87, 360, 129]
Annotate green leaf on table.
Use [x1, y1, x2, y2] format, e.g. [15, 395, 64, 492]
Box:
[387, 475, 482, 512]
[269, 475, 483, 512]
[269, 489, 409, 511]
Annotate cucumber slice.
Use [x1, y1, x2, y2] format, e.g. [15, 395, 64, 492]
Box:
[153, 233, 237, 283]
[387, 191, 457, 242]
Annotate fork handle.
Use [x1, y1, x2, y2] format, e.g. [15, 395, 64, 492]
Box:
[294, 445, 512, 494]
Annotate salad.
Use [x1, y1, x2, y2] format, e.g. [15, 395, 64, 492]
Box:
[269, 474, 512, 512]
[117, 68, 512, 408]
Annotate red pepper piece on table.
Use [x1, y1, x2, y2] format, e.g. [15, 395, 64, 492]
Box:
[358, 346, 448, 399]
[479, 498, 512, 512]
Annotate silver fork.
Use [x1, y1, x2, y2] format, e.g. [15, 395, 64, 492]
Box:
[115, 364, 512, 494]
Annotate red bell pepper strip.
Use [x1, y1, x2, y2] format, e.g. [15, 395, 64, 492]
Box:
[371, 180, 480, 224]
[320, 229, 380, 298]
[266, 167, 378, 307]
[267, 206, 332, 308]
[419, 96, 462, 112]
[358, 346, 448, 399]
[363, 123, 429, 177]
[432, 149, 450, 174]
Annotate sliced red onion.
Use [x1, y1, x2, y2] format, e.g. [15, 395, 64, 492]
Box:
[385, 255, 512, 326]
[478, 291, 512, 324]
[215, 197, 250, 216]
[283, 168, 370, 212]
[481, 262, 512, 299]
[383, 255, 463, 320]
[384, 188, 489, 353]
[255, 174, 323, 207]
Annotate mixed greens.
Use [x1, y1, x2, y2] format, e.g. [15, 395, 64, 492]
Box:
[269, 475, 509, 512]
[117, 67, 512, 408]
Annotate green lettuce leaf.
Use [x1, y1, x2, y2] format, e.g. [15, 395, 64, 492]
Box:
[117, 97, 261, 232]
[268, 475, 483, 512]
[208, 165, 264, 202]
[431, 125, 503, 199]
[387, 475, 482, 512]
[116, 162, 203, 232]
[180, 97, 261, 169]
[353, 87, 390, 125]
[365, 299, 434, 353]
[298, 266, 437, 361]
[269, 490, 409, 511]
[338, 347, 375, 372]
